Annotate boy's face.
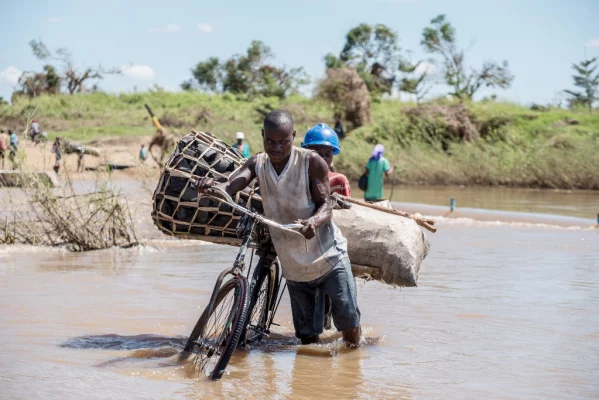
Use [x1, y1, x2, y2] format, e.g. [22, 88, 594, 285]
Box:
[306, 145, 334, 169]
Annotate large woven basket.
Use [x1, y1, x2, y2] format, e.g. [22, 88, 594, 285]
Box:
[151, 130, 262, 246]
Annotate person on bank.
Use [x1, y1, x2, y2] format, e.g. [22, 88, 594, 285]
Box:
[195, 110, 361, 347]
[232, 132, 251, 159]
[364, 144, 396, 202]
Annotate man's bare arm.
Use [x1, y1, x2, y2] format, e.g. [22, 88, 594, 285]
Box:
[195, 155, 257, 196]
[299, 152, 333, 239]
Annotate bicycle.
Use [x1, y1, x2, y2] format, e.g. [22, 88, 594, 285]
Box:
[179, 186, 303, 380]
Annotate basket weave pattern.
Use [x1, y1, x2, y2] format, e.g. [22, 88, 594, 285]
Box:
[151, 130, 262, 245]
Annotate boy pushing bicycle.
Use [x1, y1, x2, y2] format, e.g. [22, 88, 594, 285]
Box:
[195, 110, 361, 347]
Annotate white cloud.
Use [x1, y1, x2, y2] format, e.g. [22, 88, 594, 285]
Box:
[197, 23, 214, 33]
[149, 24, 181, 33]
[121, 64, 155, 80]
[0, 66, 22, 86]
[47, 16, 63, 23]
[415, 61, 437, 76]
[585, 38, 599, 47]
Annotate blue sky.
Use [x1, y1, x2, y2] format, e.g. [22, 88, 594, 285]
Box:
[1, 0, 598, 104]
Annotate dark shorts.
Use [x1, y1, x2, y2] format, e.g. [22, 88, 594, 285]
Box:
[286, 257, 360, 339]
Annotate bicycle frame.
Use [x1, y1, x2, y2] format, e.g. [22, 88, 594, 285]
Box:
[200, 218, 257, 331]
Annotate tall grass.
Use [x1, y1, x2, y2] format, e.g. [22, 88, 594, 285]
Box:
[0, 167, 138, 250]
[1, 92, 598, 189]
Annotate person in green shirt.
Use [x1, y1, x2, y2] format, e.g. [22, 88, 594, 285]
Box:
[364, 144, 396, 202]
[231, 132, 251, 159]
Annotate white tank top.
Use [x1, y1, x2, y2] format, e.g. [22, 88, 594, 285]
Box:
[255, 147, 347, 282]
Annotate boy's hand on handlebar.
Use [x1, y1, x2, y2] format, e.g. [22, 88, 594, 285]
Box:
[194, 176, 215, 194]
[298, 218, 316, 239]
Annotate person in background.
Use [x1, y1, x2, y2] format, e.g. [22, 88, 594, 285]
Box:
[333, 114, 345, 139]
[139, 144, 148, 162]
[232, 131, 251, 159]
[0, 129, 8, 169]
[364, 144, 396, 202]
[301, 123, 350, 197]
[77, 147, 85, 172]
[9, 130, 18, 169]
[30, 119, 41, 143]
[301, 123, 351, 330]
[51, 136, 62, 174]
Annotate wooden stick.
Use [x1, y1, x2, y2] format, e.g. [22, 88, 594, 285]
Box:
[389, 177, 395, 202]
[334, 194, 437, 233]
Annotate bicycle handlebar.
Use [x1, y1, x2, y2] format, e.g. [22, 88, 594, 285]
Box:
[205, 186, 304, 234]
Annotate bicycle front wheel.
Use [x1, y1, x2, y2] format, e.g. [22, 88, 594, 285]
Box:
[245, 260, 277, 344]
[184, 276, 250, 380]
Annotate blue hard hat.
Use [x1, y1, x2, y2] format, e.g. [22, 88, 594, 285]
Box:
[301, 123, 340, 155]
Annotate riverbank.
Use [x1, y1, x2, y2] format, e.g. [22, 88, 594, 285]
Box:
[1, 92, 598, 189]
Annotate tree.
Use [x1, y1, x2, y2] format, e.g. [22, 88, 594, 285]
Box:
[564, 58, 599, 111]
[185, 41, 308, 99]
[28, 39, 119, 95]
[421, 15, 513, 99]
[316, 68, 371, 129]
[398, 58, 435, 103]
[15, 64, 61, 98]
[191, 57, 222, 92]
[326, 24, 401, 95]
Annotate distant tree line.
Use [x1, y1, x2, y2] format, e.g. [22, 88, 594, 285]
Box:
[7, 15, 597, 113]
[184, 14, 515, 103]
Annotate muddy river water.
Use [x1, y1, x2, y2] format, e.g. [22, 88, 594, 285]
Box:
[1, 182, 598, 399]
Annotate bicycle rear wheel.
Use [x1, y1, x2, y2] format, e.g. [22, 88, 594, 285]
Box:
[245, 259, 277, 344]
[183, 276, 250, 380]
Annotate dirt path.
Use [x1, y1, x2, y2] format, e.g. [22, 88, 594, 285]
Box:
[15, 135, 163, 180]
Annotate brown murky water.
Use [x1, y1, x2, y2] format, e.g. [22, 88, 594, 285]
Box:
[1, 182, 598, 399]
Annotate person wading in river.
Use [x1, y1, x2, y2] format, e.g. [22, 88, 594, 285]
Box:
[195, 110, 361, 347]
[301, 123, 351, 330]
[364, 144, 396, 202]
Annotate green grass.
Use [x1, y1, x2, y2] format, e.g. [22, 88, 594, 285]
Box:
[1, 92, 598, 189]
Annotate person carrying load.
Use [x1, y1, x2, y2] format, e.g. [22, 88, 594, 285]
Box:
[195, 110, 361, 347]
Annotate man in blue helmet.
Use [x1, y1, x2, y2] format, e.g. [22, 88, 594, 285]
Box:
[301, 123, 353, 330]
[301, 124, 351, 197]
[196, 111, 361, 347]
